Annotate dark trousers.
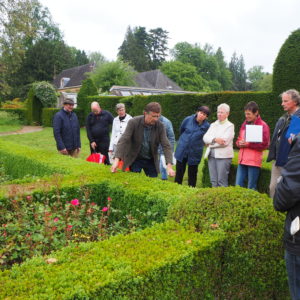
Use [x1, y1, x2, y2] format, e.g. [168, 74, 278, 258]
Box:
[175, 158, 198, 187]
[90, 140, 110, 165]
[285, 250, 300, 300]
[130, 158, 158, 178]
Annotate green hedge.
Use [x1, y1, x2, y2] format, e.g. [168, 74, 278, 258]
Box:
[273, 28, 300, 97]
[27, 87, 43, 125]
[168, 187, 287, 299]
[201, 153, 272, 194]
[88, 92, 282, 139]
[42, 108, 85, 127]
[0, 108, 27, 124]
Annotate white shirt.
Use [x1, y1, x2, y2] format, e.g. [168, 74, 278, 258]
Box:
[109, 114, 132, 152]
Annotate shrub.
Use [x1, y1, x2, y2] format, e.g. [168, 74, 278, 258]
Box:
[1, 98, 25, 109]
[167, 187, 287, 299]
[77, 78, 98, 112]
[88, 92, 281, 139]
[32, 81, 57, 108]
[0, 111, 22, 126]
[0, 108, 27, 124]
[273, 29, 300, 97]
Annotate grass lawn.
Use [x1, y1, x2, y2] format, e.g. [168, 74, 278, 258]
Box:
[0, 125, 22, 133]
[0, 127, 207, 188]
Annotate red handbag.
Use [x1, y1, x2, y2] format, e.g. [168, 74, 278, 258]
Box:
[86, 153, 106, 164]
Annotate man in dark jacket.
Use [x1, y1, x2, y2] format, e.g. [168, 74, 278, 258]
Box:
[53, 98, 81, 157]
[174, 106, 210, 187]
[267, 89, 300, 198]
[111, 102, 175, 178]
[274, 134, 300, 300]
[86, 101, 114, 164]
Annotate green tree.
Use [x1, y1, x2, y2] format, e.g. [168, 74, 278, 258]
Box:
[148, 27, 169, 69]
[214, 47, 232, 90]
[90, 60, 137, 92]
[118, 26, 151, 72]
[229, 52, 247, 91]
[247, 65, 265, 91]
[0, 0, 62, 100]
[88, 51, 107, 67]
[69, 48, 89, 66]
[256, 73, 272, 91]
[77, 78, 98, 109]
[273, 29, 300, 96]
[160, 61, 210, 92]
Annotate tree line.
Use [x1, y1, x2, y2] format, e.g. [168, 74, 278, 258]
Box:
[0, 0, 272, 103]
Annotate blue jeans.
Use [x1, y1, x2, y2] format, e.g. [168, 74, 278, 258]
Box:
[159, 155, 168, 180]
[235, 164, 260, 190]
[130, 158, 158, 178]
[285, 250, 300, 300]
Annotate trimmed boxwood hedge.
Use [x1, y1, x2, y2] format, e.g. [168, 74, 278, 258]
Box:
[0, 141, 289, 299]
[87, 92, 282, 139]
[201, 153, 272, 194]
[42, 108, 85, 127]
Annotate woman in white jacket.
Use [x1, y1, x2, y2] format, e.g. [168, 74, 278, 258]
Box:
[203, 103, 235, 187]
[109, 103, 132, 157]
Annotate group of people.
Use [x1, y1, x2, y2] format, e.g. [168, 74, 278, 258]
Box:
[53, 89, 300, 299]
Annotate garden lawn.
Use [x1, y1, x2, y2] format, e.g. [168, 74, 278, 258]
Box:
[0, 125, 22, 133]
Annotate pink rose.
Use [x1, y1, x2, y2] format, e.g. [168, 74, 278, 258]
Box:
[26, 195, 32, 200]
[107, 197, 112, 202]
[102, 207, 109, 212]
[66, 225, 73, 231]
[53, 217, 59, 222]
[91, 202, 96, 206]
[70, 199, 80, 206]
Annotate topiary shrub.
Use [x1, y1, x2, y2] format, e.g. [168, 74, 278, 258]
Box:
[77, 78, 98, 114]
[167, 187, 287, 299]
[27, 82, 57, 125]
[273, 28, 300, 97]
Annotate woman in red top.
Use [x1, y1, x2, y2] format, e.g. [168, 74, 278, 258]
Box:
[235, 101, 270, 190]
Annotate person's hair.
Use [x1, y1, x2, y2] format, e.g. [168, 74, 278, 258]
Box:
[144, 102, 161, 113]
[197, 105, 210, 116]
[217, 103, 230, 113]
[91, 101, 100, 109]
[244, 101, 259, 113]
[115, 103, 125, 111]
[280, 89, 300, 105]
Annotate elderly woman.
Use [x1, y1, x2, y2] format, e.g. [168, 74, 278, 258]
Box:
[109, 103, 132, 156]
[235, 101, 270, 190]
[175, 106, 210, 187]
[203, 103, 234, 187]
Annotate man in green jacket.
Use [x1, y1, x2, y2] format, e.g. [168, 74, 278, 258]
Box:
[111, 102, 175, 178]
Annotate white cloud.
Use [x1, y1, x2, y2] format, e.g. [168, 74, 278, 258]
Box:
[40, 0, 300, 72]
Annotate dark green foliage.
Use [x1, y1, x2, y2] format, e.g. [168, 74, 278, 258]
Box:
[273, 29, 300, 96]
[89, 92, 281, 140]
[26, 87, 43, 125]
[42, 108, 84, 127]
[229, 52, 248, 91]
[76, 78, 98, 110]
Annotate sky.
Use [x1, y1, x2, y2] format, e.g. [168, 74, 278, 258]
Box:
[39, 0, 300, 73]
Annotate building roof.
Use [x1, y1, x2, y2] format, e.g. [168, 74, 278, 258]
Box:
[134, 69, 183, 91]
[53, 63, 94, 89]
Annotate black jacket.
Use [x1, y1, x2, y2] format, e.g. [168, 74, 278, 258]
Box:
[53, 109, 81, 151]
[274, 134, 300, 255]
[267, 109, 300, 162]
[86, 110, 113, 144]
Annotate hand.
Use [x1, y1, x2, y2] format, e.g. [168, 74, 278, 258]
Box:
[60, 148, 68, 155]
[77, 148, 81, 153]
[215, 137, 226, 145]
[91, 142, 97, 150]
[238, 140, 249, 148]
[167, 164, 175, 177]
[111, 158, 120, 173]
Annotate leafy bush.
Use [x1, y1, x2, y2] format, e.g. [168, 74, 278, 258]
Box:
[273, 29, 300, 97]
[89, 92, 281, 140]
[0, 108, 27, 124]
[0, 111, 22, 126]
[76, 78, 98, 112]
[32, 81, 57, 108]
[167, 187, 287, 299]
[1, 98, 25, 109]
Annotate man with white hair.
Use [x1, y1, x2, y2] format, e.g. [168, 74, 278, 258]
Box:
[86, 101, 114, 164]
[267, 89, 300, 198]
